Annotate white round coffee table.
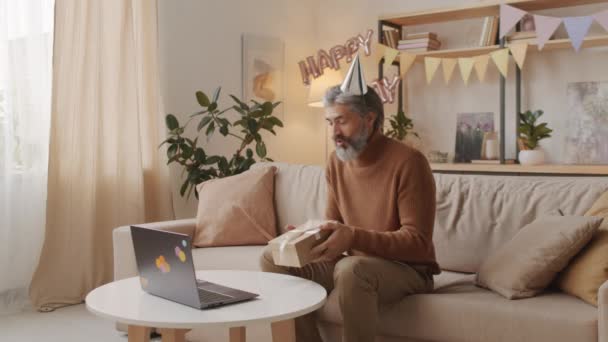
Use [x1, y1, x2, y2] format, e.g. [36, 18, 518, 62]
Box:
[86, 270, 327, 342]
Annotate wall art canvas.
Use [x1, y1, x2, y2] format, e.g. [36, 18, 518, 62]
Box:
[563, 81, 608, 164]
[454, 112, 495, 163]
[242, 34, 284, 118]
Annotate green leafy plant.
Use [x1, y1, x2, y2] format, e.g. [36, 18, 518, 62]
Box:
[160, 87, 282, 198]
[518, 109, 553, 150]
[385, 110, 419, 141]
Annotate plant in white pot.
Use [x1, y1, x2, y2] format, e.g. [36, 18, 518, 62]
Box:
[385, 110, 419, 144]
[518, 109, 553, 165]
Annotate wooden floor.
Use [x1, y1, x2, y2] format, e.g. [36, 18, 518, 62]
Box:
[0, 304, 272, 342]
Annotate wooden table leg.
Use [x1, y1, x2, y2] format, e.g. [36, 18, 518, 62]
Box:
[229, 326, 246, 342]
[128, 325, 151, 342]
[271, 319, 295, 342]
[158, 328, 188, 342]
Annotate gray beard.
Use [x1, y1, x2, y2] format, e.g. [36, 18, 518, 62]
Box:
[335, 125, 369, 162]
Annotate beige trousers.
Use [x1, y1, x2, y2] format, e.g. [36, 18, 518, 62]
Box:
[259, 246, 434, 342]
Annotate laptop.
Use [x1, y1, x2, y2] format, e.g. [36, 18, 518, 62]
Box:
[130, 226, 258, 309]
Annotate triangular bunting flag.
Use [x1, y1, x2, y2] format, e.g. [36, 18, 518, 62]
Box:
[400, 52, 417, 78]
[534, 14, 562, 50]
[594, 9, 608, 32]
[382, 44, 400, 65]
[368, 42, 384, 64]
[442, 58, 457, 84]
[425, 57, 441, 84]
[500, 4, 527, 38]
[563, 16, 593, 52]
[509, 43, 528, 69]
[491, 48, 510, 78]
[458, 58, 474, 85]
[473, 55, 490, 82]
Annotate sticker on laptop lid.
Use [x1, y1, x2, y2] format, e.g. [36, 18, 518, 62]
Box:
[140, 276, 149, 288]
[182, 240, 187, 247]
[155, 255, 171, 273]
[175, 246, 187, 263]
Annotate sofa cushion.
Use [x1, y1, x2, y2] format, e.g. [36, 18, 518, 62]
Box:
[252, 162, 327, 233]
[476, 215, 602, 299]
[557, 190, 608, 306]
[318, 271, 597, 342]
[194, 166, 277, 247]
[433, 174, 608, 273]
[192, 245, 265, 271]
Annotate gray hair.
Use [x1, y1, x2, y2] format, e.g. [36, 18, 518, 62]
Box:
[322, 85, 384, 131]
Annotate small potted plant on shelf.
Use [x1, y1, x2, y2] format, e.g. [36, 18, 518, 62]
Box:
[385, 110, 419, 143]
[518, 109, 553, 165]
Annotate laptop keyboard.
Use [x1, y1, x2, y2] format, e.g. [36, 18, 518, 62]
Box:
[196, 279, 233, 303]
[197, 288, 232, 303]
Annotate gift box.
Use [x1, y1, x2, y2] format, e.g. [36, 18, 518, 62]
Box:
[269, 220, 333, 268]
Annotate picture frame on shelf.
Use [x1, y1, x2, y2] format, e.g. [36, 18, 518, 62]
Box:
[454, 112, 495, 163]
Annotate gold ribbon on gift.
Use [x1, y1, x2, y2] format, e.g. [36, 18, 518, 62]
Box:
[278, 228, 322, 265]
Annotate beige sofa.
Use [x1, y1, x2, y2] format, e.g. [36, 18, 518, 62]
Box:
[114, 162, 608, 342]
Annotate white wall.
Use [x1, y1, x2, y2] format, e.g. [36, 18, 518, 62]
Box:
[159, 0, 608, 217]
[317, 0, 608, 163]
[158, 0, 322, 217]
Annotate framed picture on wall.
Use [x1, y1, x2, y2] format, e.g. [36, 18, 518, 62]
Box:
[242, 34, 284, 118]
[563, 81, 608, 164]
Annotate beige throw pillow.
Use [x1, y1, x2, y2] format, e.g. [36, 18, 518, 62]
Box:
[556, 191, 608, 306]
[193, 166, 277, 247]
[476, 215, 603, 299]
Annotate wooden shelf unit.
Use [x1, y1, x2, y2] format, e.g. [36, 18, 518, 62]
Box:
[431, 163, 608, 175]
[380, 0, 608, 26]
[400, 34, 608, 61]
[379, 0, 608, 171]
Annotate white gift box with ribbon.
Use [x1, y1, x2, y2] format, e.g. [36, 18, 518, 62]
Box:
[269, 220, 333, 267]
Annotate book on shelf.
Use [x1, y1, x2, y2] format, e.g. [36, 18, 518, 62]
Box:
[507, 31, 537, 43]
[383, 29, 400, 48]
[398, 37, 440, 44]
[488, 16, 499, 46]
[479, 16, 499, 47]
[404, 32, 438, 40]
[398, 47, 438, 52]
[471, 159, 516, 164]
[398, 41, 441, 50]
[398, 32, 441, 52]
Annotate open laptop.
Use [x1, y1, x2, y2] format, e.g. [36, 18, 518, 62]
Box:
[130, 226, 258, 309]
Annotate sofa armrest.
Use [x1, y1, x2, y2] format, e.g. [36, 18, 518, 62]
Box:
[112, 218, 196, 281]
[599, 279, 608, 342]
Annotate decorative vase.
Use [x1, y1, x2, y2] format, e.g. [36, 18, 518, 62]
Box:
[485, 139, 499, 160]
[518, 149, 545, 165]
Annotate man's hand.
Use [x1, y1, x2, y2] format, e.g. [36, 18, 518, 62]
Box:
[310, 221, 355, 263]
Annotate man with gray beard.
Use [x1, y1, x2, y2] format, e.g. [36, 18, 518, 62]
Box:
[260, 55, 439, 342]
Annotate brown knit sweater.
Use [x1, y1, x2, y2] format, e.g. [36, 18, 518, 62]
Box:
[325, 131, 440, 274]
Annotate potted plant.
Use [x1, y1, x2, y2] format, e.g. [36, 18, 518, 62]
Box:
[160, 87, 282, 198]
[385, 110, 419, 142]
[518, 109, 552, 165]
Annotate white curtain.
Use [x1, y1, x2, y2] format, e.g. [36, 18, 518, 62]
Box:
[0, 0, 54, 314]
